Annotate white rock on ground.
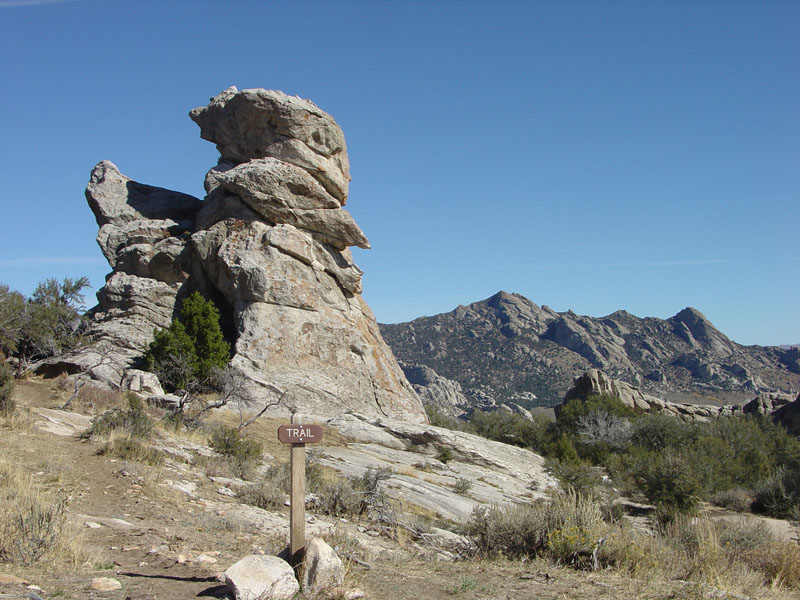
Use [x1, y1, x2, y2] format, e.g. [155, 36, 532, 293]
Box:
[90, 577, 122, 591]
[300, 537, 344, 595]
[222, 555, 299, 600]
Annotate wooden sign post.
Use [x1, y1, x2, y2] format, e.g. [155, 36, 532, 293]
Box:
[277, 416, 323, 571]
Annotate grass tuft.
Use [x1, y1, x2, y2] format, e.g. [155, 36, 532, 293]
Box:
[0, 460, 67, 566]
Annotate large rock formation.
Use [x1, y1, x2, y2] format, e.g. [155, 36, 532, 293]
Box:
[42, 87, 425, 423]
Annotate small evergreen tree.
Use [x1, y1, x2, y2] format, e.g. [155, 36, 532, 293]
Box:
[145, 292, 230, 390]
[145, 320, 198, 390]
[178, 292, 230, 381]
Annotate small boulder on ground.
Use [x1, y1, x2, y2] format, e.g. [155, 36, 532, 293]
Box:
[222, 555, 299, 600]
[301, 537, 345, 595]
[91, 577, 122, 591]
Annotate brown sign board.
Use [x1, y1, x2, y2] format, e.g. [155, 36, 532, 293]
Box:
[278, 424, 323, 445]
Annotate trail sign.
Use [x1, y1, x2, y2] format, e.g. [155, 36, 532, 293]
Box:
[278, 418, 324, 574]
[277, 424, 323, 445]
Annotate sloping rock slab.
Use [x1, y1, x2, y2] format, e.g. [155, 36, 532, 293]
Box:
[33, 408, 93, 437]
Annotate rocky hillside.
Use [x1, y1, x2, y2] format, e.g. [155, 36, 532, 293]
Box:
[380, 291, 800, 409]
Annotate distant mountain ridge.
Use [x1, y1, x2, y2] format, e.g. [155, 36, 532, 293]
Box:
[379, 291, 800, 408]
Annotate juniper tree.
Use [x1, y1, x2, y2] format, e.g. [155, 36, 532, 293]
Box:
[145, 291, 230, 391]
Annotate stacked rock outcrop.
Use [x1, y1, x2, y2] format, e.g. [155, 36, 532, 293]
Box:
[564, 369, 800, 430]
[563, 369, 742, 422]
[44, 87, 426, 423]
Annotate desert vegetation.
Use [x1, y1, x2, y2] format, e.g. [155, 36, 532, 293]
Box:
[1, 375, 798, 599]
[1, 274, 798, 598]
[430, 393, 800, 525]
[463, 490, 800, 590]
[0, 278, 89, 376]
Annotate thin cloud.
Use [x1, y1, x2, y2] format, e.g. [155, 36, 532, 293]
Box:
[0, 256, 106, 266]
[497, 258, 735, 271]
[600, 259, 732, 268]
[0, 0, 78, 7]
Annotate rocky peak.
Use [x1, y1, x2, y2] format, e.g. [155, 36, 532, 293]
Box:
[670, 307, 734, 356]
[485, 290, 550, 338]
[40, 88, 426, 423]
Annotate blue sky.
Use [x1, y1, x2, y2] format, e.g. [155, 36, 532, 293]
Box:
[0, 0, 797, 346]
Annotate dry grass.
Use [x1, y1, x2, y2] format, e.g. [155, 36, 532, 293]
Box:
[95, 430, 164, 465]
[0, 405, 34, 431]
[464, 493, 800, 596]
[601, 516, 800, 596]
[0, 460, 68, 566]
[49, 375, 123, 415]
[743, 541, 800, 589]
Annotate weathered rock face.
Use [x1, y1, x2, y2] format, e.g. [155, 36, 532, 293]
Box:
[773, 393, 800, 436]
[300, 537, 345, 595]
[323, 412, 558, 522]
[189, 87, 350, 203]
[41, 87, 425, 423]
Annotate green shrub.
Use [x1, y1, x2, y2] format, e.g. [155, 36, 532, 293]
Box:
[5, 277, 89, 370]
[177, 291, 231, 380]
[607, 414, 800, 514]
[629, 412, 692, 452]
[209, 425, 263, 479]
[316, 466, 393, 519]
[436, 447, 454, 464]
[556, 394, 636, 435]
[96, 433, 163, 465]
[84, 394, 153, 439]
[464, 491, 607, 567]
[453, 477, 472, 494]
[468, 410, 555, 454]
[640, 454, 702, 523]
[547, 432, 580, 462]
[752, 466, 800, 520]
[546, 457, 602, 495]
[0, 360, 15, 416]
[145, 291, 230, 391]
[716, 518, 774, 554]
[316, 478, 363, 517]
[146, 321, 197, 390]
[238, 478, 285, 510]
[250, 454, 325, 498]
[710, 488, 751, 512]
